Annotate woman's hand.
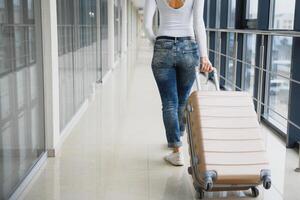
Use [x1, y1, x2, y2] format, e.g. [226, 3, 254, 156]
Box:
[200, 57, 214, 73]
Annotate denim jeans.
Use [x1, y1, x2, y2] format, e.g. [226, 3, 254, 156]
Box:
[151, 37, 200, 148]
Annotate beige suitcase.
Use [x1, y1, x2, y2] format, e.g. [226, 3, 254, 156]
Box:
[185, 69, 271, 199]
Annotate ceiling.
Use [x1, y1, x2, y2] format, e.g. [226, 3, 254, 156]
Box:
[131, 0, 145, 9]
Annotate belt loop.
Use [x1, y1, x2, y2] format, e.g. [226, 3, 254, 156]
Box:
[175, 37, 177, 43]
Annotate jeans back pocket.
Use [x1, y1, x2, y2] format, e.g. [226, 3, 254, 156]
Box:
[154, 40, 174, 51]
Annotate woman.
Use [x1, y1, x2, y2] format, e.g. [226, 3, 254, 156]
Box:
[144, 0, 213, 166]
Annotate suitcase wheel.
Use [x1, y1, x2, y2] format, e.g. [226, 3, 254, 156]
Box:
[251, 187, 259, 198]
[204, 176, 214, 191]
[196, 190, 204, 199]
[204, 180, 213, 191]
[194, 185, 204, 199]
[262, 176, 272, 190]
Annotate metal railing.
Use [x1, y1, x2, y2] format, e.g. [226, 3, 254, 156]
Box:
[206, 28, 300, 171]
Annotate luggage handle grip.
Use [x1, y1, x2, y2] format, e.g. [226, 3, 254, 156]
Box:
[195, 67, 220, 91]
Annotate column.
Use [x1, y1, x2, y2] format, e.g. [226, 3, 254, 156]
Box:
[41, 0, 60, 157]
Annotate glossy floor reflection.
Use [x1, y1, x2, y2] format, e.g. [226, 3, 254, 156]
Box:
[19, 39, 300, 200]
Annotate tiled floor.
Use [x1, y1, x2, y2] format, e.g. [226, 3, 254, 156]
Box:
[19, 39, 300, 200]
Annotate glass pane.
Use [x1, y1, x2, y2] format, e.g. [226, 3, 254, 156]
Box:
[215, 0, 221, 28]
[227, 0, 236, 28]
[0, 1, 45, 199]
[27, 0, 34, 21]
[14, 28, 27, 69]
[0, 1, 9, 75]
[13, 0, 23, 23]
[101, 0, 109, 75]
[114, 0, 122, 60]
[57, 0, 100, 130]
[246, 0, 258, 19]
[225, 33, 235, 90]
[114, 0, 119, 59]
[0, 0, 7, 23]
[265, 36, 292, 133]
[118, 0, 122, 55]
[271, 0, 295, 30]
[242, 34, 256, 95]
[214, 33, 221, 72]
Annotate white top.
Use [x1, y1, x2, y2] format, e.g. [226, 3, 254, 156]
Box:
[144, 0, 208, 57]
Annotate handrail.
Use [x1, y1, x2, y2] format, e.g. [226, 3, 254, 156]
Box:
[217, 73, 300, 133]
[206, 29, 300, 135]
[208, 49, 300, 86]
[206, 28, 300, 38]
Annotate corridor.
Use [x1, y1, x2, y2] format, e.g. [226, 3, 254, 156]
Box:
[18, 39, 300, 200]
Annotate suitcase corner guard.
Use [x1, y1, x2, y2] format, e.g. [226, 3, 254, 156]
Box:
[203, 170, 217, 191]
[260, 169, 272, 190]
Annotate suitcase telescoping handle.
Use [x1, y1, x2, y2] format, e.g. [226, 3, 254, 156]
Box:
[195, 67, 220, 91]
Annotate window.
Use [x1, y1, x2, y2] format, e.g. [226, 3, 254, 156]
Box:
[214, 32, 221, 72]
[225, 33, 236, 90]
[246, 0, 259, 19]
[205, 0, 210, 26]
[57, 0, 100, 130]
[100, 0, 109, 76]
[0, 1, 45, 199]
[0, 0, 8, 75]
[242, 34, 257, 95]
[270, 0, 296, 30]
[27, 0, 34, 20]
[14, 28, 27, 69]
[0, 0, 7, 23]
[265, 36, 292, 133]
[227, 0, 236, 28]
[215, 0, 221, 28]
[114, 0, 122, 60]
[13, 0, 23, 23]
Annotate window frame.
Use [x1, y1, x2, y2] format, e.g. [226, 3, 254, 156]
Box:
[269, 0, 296, 31]
[263, 35, 293, 136]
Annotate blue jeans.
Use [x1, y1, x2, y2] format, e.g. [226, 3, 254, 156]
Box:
[151, 37, 200, 148]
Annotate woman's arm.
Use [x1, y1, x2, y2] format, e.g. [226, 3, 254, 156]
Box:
[144, 0, 157, 44]
[193, 0, 208, 58]
[193, 0, 213, 72]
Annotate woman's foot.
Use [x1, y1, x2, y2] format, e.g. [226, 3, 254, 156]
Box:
[164, 151, 184, 166]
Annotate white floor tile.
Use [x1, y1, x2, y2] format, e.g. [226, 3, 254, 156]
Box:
[19, 39, 300, 200]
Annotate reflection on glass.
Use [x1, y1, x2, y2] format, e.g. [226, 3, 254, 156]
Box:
[227, 0, 236, 28]
[271, 0, 295, 30]
[265, 36, 292, 133]
[214, 33, 221, 71]
[0, 1, 45, 199]
[14, 28, 26, 69]
[114, 0, 122, 60]
[246, 0, 259, 19]
[13, 0, 23, 23]
[29, 27, 36, 63]
[225, 33, 235, 90]
[215, 0, 221, 28]
[242, 34, 256, 95]
[0, 28, 9, 75]
[0, 76, 10, 120]
[27, 0, 34, 20]
[101, 0, 109, 76]
[57, 0, 103, 130]
[0, 0, 7, 23]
